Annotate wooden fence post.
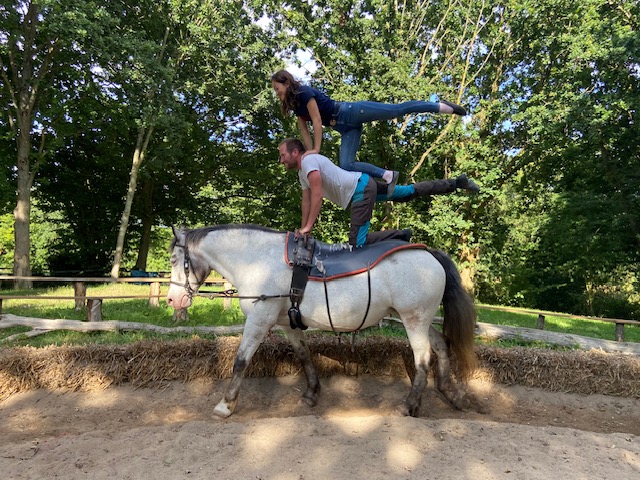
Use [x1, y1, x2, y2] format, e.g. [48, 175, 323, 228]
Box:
[86, 298, 103, 321]
[536, 314, 545, 330]
[149, 282, 161, 307]
[615, 323, 624, 342]
[73, 282, 86, 311]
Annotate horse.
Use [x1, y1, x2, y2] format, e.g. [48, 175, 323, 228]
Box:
[166, 224, 479, 418]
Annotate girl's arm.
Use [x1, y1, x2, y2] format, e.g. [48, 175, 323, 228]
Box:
[297, 116, 313, 152]
[302, 98, 323, 157]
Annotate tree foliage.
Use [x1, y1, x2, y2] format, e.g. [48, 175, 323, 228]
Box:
[0, 0, 637, 318]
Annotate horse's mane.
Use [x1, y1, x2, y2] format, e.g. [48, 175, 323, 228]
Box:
[171, 224, 286, 249]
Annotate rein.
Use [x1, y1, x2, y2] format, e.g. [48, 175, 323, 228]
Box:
[196, 290, 290, 303]
[171, 243, 289, 303]
[172, 240, 373, 331]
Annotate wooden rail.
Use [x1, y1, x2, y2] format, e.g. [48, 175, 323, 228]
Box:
[477, 304, 640, 342]
[0, 275, 230, 322]
[1, 277, 637, 341]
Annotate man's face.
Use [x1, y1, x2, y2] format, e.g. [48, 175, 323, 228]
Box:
[279, 144, 298, 170]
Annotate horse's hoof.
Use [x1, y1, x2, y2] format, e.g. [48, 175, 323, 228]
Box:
[465, 392, 490, 414]
[213, 402, 233, 419]
[399, 402, 420, 417]
[299, 393, 318, 408]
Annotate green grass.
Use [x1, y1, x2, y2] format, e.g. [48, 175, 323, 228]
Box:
[0, 283, 244, 347]
[1, 284, 638, 348]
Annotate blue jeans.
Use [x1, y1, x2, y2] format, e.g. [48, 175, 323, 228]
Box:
[333, 100, 440, 178]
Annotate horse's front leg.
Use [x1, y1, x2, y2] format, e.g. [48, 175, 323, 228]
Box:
[213, 316, 274, 418]
[283, 327, 321, 407]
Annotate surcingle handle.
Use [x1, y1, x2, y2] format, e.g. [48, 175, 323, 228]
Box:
[288, 235, 315, 330]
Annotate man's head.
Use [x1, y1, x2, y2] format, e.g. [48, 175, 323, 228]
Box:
[278, 138, 306, 170]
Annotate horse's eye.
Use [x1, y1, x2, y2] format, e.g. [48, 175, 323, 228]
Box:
[170, 255, 177, 265]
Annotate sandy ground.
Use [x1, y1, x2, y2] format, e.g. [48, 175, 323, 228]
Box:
[1, 374, 639, 480]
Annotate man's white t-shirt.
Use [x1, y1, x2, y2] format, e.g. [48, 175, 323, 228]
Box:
[298, 154, 361, 209]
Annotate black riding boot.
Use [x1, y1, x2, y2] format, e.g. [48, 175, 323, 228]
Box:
[365, 228, 412, 244]
[412, 174, 480, 198]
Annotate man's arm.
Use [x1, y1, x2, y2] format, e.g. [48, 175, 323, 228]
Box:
[299, 170, 323, 235]
[301, 188, 311, 230]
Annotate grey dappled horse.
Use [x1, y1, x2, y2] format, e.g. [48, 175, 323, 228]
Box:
[166, 224, 478, 418]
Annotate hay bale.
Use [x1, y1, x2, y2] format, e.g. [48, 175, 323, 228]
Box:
[475, 345, 640, 397]
[1, 336, 639, 401]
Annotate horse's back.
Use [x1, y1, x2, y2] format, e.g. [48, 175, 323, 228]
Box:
[294, 248, 446, 331]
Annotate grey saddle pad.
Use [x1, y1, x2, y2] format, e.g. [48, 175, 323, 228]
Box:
[284, 231, 427, 281]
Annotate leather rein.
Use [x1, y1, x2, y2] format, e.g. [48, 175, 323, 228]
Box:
[170, 243, 289, 303]
[170, 242, 373, 333]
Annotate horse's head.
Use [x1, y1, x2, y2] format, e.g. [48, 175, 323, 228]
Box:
[166, 226, 210, 310]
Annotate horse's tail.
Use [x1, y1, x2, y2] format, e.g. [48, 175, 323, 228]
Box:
[428, 248, 477, 380]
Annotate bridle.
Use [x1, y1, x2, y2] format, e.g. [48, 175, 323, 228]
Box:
[169, 237, 372, 336]
[169, 241, 289, 303]
[170, 243, 202, 299]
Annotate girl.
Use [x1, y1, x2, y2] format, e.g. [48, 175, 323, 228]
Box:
[271, 69, 466, 196]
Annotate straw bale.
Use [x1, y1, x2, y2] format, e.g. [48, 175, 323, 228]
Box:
[1, 335, 639, 401]
[475, 345, 640, 397]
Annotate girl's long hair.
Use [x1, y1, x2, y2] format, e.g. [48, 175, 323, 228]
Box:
[271, 70, 302, 116]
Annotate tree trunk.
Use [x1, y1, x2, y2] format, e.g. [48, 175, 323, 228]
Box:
[460, 236, 478, 295]
[134, 177, 154, 271]
[13, 117, 33, 288]
[110, 126, 153, 278]
[5, 4, 56, 289]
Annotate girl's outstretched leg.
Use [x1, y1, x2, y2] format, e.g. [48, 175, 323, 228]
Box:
[339, 126, 395, 182]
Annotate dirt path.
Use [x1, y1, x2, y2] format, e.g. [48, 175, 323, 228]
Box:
[1, 375, 639, 479]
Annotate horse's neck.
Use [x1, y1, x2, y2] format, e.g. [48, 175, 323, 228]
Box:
[203, 228, 285, 286]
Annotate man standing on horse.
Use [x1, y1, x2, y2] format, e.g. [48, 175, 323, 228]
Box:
[278, 138, 480, 246]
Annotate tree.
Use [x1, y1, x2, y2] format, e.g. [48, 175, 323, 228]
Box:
[0, 0, 119, 285]
[105, 0, 284, 276]
[471, 0, 640, 316]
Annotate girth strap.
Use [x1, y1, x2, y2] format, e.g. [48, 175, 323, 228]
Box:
[323, 263, 372, 336]
[288, 235, 316, 330]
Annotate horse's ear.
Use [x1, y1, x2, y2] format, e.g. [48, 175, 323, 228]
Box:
[171, 226, 186, 244]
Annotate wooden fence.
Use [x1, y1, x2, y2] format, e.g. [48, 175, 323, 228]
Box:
[477, 304, 640, 343]
[0, 276, 638, 342]
[0, 275, 229, 321]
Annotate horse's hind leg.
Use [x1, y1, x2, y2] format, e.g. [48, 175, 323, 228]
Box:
[401, 317, 433, 417]
[429, 326, 471, 410]
[283, 327, 321, 407]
